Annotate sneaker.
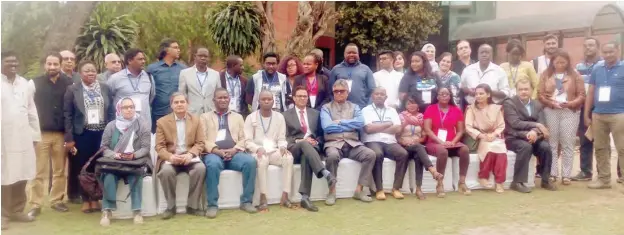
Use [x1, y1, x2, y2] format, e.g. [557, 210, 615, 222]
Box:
[353, 191, 373, 203]
[100, 211, 111, 227]
[239, 203, 257, 214]
[325, 193, 336, 206]
[205, 207, 218, 219]
[133, 213, 143, 225]
[588, 180, 612, 189]
[571, 172, 592, 181]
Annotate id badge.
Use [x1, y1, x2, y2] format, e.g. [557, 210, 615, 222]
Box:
[422, 90, 432, 104]
[87, 108, 100, 124]
[270, 85, 281, 93]
[346, 80, 353, 92]
[598, 86, 611, 102]
[437, 128, 448, 141]
[229, 98, 240, 112]
[555, 93, 567, 103]
[132, 97, 142, 112]
[310, 95, 317, 108]
[216, 129, 226, 141]
[263, 139, 275, 151]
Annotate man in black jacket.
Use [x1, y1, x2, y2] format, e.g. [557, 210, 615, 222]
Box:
[502, 78, 557, 193]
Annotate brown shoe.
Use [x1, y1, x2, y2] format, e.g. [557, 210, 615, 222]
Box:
[375, 191, 386, 200]
[391, 189, 404, 199]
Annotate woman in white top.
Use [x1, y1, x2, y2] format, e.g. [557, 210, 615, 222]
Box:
[421, 43, 439, 72]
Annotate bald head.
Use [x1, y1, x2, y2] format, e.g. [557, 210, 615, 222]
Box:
[258, 89, 274, 111]
[104, 53, 122, 73]
[371, 87, 388, 106]
[478, 44, 493, 65]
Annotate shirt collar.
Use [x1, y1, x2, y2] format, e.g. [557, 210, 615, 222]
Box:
[213, 110, 231, 116]
[520, 98, 531, 106]
[174, 113, 189, 121]
[297, 107, 307, 113]
[126, 69, 145, 78]
[159, 59, 178, 67]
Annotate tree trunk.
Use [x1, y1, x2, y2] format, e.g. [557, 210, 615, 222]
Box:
[285, 2, 336, 58]
[41, 1, 98, 55]
[256, 1, 277, 57]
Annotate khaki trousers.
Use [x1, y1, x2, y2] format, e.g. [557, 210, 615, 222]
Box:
[28, 132, 67, 208]
[592, 113, 624, 183]
[254, 150, 293, 195]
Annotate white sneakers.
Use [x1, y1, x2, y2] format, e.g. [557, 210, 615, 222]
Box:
[100, 210, 143, 226]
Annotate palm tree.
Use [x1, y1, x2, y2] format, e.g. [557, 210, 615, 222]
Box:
[208, 2, 263, 58]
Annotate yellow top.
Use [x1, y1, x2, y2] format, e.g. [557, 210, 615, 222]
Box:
[499, 61, 539, 98]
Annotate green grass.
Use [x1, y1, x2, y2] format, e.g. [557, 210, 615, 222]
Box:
[5, 182, 624, 235]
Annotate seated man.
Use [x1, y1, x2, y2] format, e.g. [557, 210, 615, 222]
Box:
[362, 87, 409, 200]
[321, 79, 376, 205]
[283, 86, 336, 212]
[502, 79, 557, 193]
[155, 92, 207, 220]
[201, 88, 257, 218]
[244, 90, 294, 212]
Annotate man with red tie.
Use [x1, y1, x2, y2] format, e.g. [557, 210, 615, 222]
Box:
[283, 86, 336, 212]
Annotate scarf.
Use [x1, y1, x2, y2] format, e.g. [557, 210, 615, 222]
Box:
[114, 97, 140, 153]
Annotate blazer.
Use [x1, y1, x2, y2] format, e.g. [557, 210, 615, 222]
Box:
[154, 112, 205, 173]
[283, 107, 323, 150]
[100, 119, 151, 160]
[537, 71, 585, 111]
[219, 71, 250, 118]
[200, 111, 246, 153]
[293, 74, 330, 110]
[179, 66, 221, 114]
[63, 82, 115, 142]
[501, 96, 546, 141]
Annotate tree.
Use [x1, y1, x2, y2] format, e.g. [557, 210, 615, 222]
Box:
[208, 2, 263, 58]
[74, 3, 137, 72]
[335, 1, 442, 54]
[42, 2, 98, 56]
[255, 1, 277, 55]
[284, 2, 338, 58]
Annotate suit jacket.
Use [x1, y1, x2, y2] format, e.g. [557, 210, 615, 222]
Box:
[200, 110, 246, 153]
[155, 112, 205, 173]
[219, 71, 250, 118]
[63, 82, 114, 142]
[502, 96, 546, 141]
[179, 66, 221, 114]
[293, 74, 330, 110]
[283, 107, 323, 150]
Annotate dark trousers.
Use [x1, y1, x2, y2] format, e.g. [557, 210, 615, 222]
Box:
[1, 180, 27, 219]
[290, 142, 325, 196]
[325, 144, 375, 187]
[578, 106, 594, 175]
[404, 144, 433, 187]
[151, 114, 167, 134]
[506, 138, 552, 184]
[68, 129, 104, 201]
[479, 152, 507, 184]
[365, 142, 409, 191]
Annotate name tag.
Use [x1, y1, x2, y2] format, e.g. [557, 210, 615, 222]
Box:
[437, 128, 448, 141]
[555, 93, 567, 103]
[229, 98, 240, 112]
[422, 90, 432, 104]
[132, 96, 142, 112]
[216, 129, 226, 141]
[263, 139, 276, 152]
[346, 80, 353, 92]
[87, 108, 100, 124]
[310, 95, 317, 108]
[598, 86, 611, 102]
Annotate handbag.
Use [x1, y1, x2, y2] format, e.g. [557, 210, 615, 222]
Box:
[78, 148, 105, 200]
[462, 107, 480, 153]
[95, 154, 150, 177]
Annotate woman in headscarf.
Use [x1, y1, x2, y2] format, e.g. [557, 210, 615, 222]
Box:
[421, 43, 440, 72]
[99, 97, 151, 226]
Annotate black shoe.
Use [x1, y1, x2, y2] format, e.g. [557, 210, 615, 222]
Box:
[27, 208, 41, 217]
[186, 207, 204, 216]
[541, 182, 558, 191]
[50, 203, 69, 212]
[571, 172, 592, 181]
[10, 213, 34, 223]
[300, 198, 318, 212]
[510, 182, 532, 193]
[68, 197, 83, 204]
[162, 207, 176, 220]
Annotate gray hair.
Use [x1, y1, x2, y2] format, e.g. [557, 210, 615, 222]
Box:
[104, 53, 120, 63]
[333, 79, 350, 91]
[169, 92, 189, 104]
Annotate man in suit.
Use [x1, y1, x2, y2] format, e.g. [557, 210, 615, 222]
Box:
[201, 88, 257, 218]
[283, 86, 336, 212]
[96, 53, 122, 83]
[502, 78, 557, 193]
[155, 92, 207, 220]
[220, 55, 249, 118]
[179, 48, 221, 115]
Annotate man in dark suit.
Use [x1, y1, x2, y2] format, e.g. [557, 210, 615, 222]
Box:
[502, 78, 557, 193]
[219, 55, 250, 118]
[283, 86, 336, 212]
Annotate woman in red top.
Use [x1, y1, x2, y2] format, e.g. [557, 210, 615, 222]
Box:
[294, 53, 330, 110]
[423, 86, 471, 197]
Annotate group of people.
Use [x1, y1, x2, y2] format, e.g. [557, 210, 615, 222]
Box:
[1, 34, 623, 229]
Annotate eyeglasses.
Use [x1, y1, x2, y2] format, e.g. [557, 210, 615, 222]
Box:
[121, 105, 135, 110]
[63, 57, 76, 62]
[110, 60, 122, 64]
[333, 89, 347, 94]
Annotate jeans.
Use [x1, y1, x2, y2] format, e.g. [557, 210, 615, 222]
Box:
[101, 173, 143, 211]
[203, 152, 257, 208]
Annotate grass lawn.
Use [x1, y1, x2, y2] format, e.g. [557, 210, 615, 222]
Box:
[5, 181, 624, 235]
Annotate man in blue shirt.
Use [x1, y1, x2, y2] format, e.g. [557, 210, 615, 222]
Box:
[329, 43, 376, 108]
[585, 41, 624, 189]
[148, 38, 187, 132]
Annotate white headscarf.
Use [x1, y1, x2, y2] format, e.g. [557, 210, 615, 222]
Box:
[115, 97, 140, 133]
[421, 43, 440, 72]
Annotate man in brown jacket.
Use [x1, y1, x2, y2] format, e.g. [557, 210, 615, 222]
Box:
[155, 92, 206, 220]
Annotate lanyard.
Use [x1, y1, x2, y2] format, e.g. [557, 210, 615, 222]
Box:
[217, 112, 227, 129]
[411, 125, 416, 136]
[438, 105, 449, 126]
[85, 89, 97, 102]
[373, 104, 386, 122]
[510, 65, 519, 84]
[196, 71, 208, 89]
[226, 73, 240, 97]
[307, 75, 317, 92]
[258, 112, 272, 135]
[127, 69, 141, 92]
[347, 67, 353, 79]
[478, 70, 491, 83]
[554, 73, 566, 93]
[263, 71, 278, 87]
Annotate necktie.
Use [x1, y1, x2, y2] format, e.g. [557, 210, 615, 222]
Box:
[299, 110, 308, 134]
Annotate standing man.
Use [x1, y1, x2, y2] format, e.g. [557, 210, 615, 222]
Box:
[283, 86, 337, 212]
[148, 38, 188, 132]
[362, 87, 409, 200]
[155, 92, 207, 219]
[28, 53, 74, 216]
[585, 42, 624, 189]
[502, 78, 557, 193]
[107, 48, 155, 125]
[59, 50, 81, 84]
[246, 52, 288, 112]
[373, 50, 403, 109]
[179, 47, 220, 115]
[220, 55, 250, 118]
[572, 37, 602, 181]
[532, 34, 559, 77]
[329, 43, 376, 108]
[310, 48, 331, 78]
[97, 53, 123, 83]
[460, 44, 510, 105]
[452, 40, 475, 75]
[1, 51, 40, 229]
[201, 88, 257, 218]
[321, 79, 376, 205]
